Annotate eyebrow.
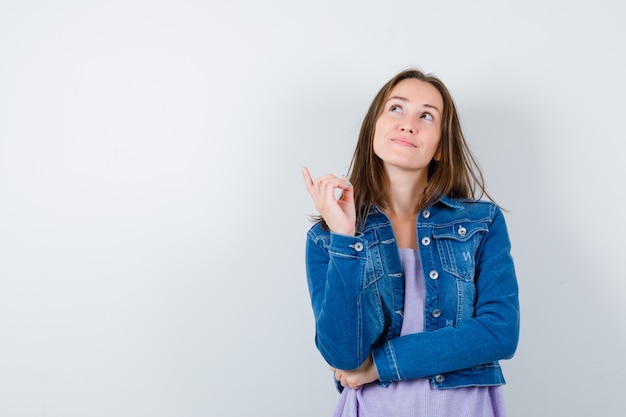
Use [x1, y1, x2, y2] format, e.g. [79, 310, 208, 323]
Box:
[386, 96, 442, 114]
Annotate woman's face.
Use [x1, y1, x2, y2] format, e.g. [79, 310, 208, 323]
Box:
[373, 78, 443, 175]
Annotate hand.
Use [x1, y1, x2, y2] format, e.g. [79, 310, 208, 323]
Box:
[330, 355, 379, 390]
[302, 166, 356, 236]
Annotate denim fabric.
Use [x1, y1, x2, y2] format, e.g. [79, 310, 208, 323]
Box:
[305, 197, 519, 390]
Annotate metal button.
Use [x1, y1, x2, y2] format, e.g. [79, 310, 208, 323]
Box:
[435, 374, 445, 383]
[422, 210, 430, 219]
[458, 226, 467, 237]
[421, 237, 431, 246]
[431, 309, 441, 318]
[353, 242, 364, 252]
[429, 270, 439, 280]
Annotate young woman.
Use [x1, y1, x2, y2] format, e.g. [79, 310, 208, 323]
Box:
[302, 69, 519, 417]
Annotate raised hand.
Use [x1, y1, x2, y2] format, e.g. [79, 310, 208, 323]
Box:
[302, 166, 356, 236]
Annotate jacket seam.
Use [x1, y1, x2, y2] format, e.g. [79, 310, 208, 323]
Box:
[387, 340, 402, 381]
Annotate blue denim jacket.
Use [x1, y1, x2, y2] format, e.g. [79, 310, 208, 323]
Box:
[305, 197, 519, 390]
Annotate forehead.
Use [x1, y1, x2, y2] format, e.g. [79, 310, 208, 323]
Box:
[387, 78, 444, 110]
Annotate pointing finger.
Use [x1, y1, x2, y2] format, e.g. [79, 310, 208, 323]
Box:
[302, 166, 315, 192]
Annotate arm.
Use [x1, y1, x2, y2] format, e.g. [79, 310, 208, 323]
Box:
[372, 207, 520, 382]
[305, 229, 374, 371]
[304, 166, 378, 370]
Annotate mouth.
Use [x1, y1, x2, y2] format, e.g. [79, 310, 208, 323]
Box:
[391, 138, 416, 147]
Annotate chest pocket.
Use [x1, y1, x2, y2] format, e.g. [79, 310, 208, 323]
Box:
[432, 221, 488, 281]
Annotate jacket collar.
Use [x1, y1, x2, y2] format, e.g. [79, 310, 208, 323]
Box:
[438, 195, 465, 209]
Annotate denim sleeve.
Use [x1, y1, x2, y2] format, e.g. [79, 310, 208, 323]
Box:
[372, 206, 520, 382]
[305, 228, 373, 371]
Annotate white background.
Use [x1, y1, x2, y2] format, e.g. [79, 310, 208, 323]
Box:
[1, 1, 625, 416]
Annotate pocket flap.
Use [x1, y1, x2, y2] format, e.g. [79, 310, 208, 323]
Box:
[432, 221, 488, 242]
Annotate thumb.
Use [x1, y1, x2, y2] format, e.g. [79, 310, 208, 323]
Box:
[339, 176, 354, 200]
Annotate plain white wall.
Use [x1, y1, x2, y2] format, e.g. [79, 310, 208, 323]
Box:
[1, 1, 624, 416]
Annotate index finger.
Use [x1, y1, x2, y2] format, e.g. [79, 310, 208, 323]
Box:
[301, 166, 314, 191]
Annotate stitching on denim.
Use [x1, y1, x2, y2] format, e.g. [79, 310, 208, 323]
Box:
[388, 341, 402, 380]
[357, 287, 362, 367]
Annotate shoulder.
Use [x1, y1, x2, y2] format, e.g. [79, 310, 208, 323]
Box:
[439, 196, 499, 214]
[307, 221, 329, 241]
[430, 197, 502, 225]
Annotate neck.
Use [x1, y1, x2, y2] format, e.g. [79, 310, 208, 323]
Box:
[382, 167, 429, 220]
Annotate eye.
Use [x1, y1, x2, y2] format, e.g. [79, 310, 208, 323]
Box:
[389, 104, 403, 113]
[421, 113, 434, 121]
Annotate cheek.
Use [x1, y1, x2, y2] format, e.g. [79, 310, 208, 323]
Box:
[430, 126, 442, 146]
[372, 137, 383, 158]
[431, 133, 442, 160]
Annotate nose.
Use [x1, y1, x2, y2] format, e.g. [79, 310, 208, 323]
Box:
[400, 119, 416, 134]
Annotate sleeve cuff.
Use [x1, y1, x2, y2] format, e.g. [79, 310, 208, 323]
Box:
[372, 341, 401, 382]
[328, 232, 367, 257]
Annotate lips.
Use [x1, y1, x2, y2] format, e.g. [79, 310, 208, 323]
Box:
[391, 138, 416, 147]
